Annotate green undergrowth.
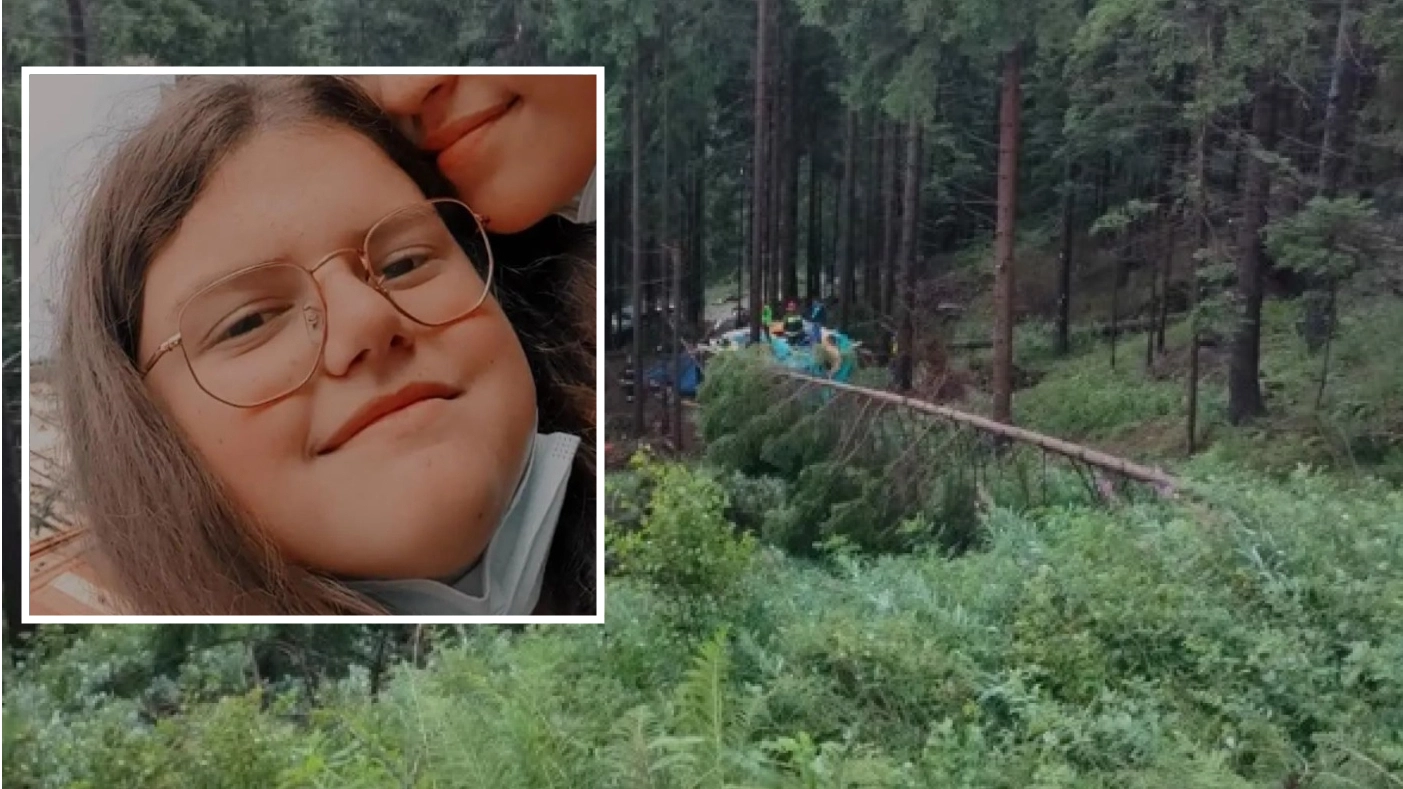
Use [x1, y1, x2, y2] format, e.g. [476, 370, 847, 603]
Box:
[8, 459, 1403, 788]
[997, 289, 1403, 481]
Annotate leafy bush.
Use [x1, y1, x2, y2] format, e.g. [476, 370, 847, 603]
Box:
[6, 463, 1403, 787]
[1016, 352, 1182, 438]
[609, 456, 758, 630]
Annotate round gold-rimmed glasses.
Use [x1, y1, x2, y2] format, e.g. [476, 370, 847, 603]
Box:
[140, 198, 493, 408]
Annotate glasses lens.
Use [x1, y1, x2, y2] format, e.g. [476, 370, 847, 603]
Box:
[366, 200, 492, 325]
[179, 265, 324, 406]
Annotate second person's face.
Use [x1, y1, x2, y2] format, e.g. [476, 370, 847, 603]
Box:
[355, 75, 596, 233]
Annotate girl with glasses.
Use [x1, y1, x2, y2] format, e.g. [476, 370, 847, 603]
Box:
[54, 75, 596, 616]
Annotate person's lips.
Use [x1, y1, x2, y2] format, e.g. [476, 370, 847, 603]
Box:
[425, 98, 519, 175]
[318, 382, 462, 455]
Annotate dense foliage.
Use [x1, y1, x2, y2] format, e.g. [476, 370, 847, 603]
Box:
[7, 457, 1403, 787]
[5, 0, 1403, 784]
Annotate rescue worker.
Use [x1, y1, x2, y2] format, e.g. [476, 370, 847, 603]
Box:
[783, 300, 806, 345]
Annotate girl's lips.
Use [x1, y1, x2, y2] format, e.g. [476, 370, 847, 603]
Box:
[432, 98, 519, 177]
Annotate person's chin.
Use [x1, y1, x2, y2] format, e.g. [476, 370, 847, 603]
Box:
[470, 178, 574, 234]
[337, 493, 498, 579]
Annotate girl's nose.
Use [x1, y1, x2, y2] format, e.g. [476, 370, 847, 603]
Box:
[316, 262, 415, 378]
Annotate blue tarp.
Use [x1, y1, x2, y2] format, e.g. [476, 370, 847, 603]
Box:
[645, 352, 703, 397]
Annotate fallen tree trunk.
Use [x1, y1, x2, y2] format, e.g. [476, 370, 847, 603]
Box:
[776, 370, 1184, 495]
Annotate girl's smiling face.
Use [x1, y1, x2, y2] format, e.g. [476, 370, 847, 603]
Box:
[138, 124, 537, 580]
[353, 75, 596, 233]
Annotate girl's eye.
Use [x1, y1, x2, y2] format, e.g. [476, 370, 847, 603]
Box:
[380, 253, 431, 280]
[216, 307, 284, 344]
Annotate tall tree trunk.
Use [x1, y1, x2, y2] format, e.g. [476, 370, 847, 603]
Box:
[838, 110, 857, 328]
[671, 246, 684, 448]
[779, 27, 800, 303]
[807, 153, 821, 303]
[862, 112, 880, 311]
[1304, 0, 1358, 352]
[1156, 204, 1173, 352]
[1228, 76, 1275, 424]
[2, 388, 20, 635]
[65, 0, 88, 66]
[991, 47, 1022, 426]
[1318, 0, 1355, 199]
[1110, 245, 1122, 371]
[3, 60, 27, 636]
[1056, 158, 1077, 355]
[764, 12, 783, 309]
[631, 53, 646, 435]
[740, 163, 749, 319]
[660, 10, 671, 319]
[881, 118, 900, 320]
[750, 0, 771, 341]
[691, 140, 706, 328]
[1187, 119, 1206, 454]
[242, 6, 256, 66]
[1187, 9, 1221, 455]
[828, 159, 840, 297]
[896, 118, 923, 392]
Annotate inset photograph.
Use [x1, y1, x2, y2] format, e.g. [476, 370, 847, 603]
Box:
[24, 70, 601, 620]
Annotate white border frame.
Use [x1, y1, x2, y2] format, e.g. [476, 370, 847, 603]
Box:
[19, 66, 607, 625]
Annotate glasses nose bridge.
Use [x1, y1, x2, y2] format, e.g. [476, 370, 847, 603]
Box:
[309, 245, 373, 280]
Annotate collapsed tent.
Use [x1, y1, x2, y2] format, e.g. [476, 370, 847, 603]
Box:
[645, 351, 704, 397]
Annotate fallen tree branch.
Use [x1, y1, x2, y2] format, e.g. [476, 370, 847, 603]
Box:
[777, 371, 1185, 497]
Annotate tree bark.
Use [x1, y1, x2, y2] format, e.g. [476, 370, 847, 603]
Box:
[66, 0, 88, 66]
[807, 153, 821, 303]
[864, 112, 881, 311]
[1056, 158, 1077, 355]
[779, 26, 800, 303]
[991, 47, 1022, 425]
[881, 118, 900, 320]
[740, 162, 749, 318]
[1110, 245, 1122, 371]
[2, 76, 27, 637]
[671, 246, 684, 448]
[1187, 10, 1220, 455]
[750, 0, 771, 342]
[690, 141, 706, 328]
[1303, 0, 1358, 352]
[631, 51, 646, 435]
[1318, 0, 1355, 199]
[1156, 204, 1173, 353]
[896, 118, 922, 392]
[1228, 76, 1275, 424]
[838, 110, 857, 328]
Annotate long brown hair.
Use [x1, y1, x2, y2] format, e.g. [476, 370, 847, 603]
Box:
[56, 76, 596, 615]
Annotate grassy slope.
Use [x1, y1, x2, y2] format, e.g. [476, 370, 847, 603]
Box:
[923, 230, 1403, 482]
[6, 460, 1401, 788]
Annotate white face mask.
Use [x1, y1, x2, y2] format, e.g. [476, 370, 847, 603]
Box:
[554, 169, 597, 225]
[347, 428, 581, 616]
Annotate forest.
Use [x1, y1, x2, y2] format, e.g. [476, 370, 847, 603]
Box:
[5, 0, 1403, 786]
